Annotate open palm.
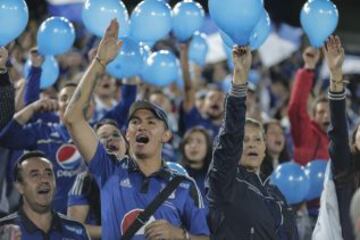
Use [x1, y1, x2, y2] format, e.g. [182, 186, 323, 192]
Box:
[323, 35, 344, 73]
[97, 19, 123, 64]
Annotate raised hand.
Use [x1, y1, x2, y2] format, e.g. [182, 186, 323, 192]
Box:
[232, 46, 252, 85]
[322, 35, 344, 82]
[302, 47, 320, 70]
[96, 19, 123, 65]
[0, 47, 8, 69]
[29, 48, 44, 68]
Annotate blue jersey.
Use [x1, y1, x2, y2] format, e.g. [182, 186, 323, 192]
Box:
[89, 143, 209, 240]
[180, 105, 220, 138]
[68, 172, 101, 225]
[0, 120, 87, 214]
[0, 209, 89, 240]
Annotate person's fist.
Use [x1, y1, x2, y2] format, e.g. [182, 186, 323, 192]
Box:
[302, 47, 320, 70]
[144, 220, 184, 240]
[29, 48, 44, 68]
[32, 98, 59, 113]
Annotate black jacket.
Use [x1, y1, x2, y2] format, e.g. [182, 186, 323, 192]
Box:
[328, 90, 356, 240]
[207, 94, 298, 240]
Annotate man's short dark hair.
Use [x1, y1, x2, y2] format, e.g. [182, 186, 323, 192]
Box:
[14, 151, 49, 183]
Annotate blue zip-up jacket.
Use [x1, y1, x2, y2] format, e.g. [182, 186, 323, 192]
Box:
[0, 208, 90, 239]
[328, 90, 356, 240]
[207, 90, 298, 240]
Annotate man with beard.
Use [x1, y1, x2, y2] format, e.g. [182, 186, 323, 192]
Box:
[288, 47, 330, 166]
[179, 44, 225, 138]
[0, 151, 89, 239]
[63, 20, 209, 240]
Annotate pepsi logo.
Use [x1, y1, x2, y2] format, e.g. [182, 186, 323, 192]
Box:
[121, 209, 155, 235]
[56, 144, 81, 170]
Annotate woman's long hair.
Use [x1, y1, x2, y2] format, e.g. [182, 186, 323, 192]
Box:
[179, 127, 213, 172]
[261, 120, 290, 180]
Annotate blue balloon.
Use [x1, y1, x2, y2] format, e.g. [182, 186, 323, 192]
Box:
[249, 9, 271, 50]
[219, 30, 234, 49]
[24, 56, 59, 89]
[0, 0, 29, 46]
[188, 32, 208, 66]
[82, 0, 129, 38]
[142, 50, 179, 87]
[130, 0, 172, 43]
[37, 17, 75, 56]
[172, 0, 205, 42]
[300, 0, 339, 48]
[209, 0, 263, 45]
[106, 37, 143, 79]
[305, 159, 327, 200]
[223, 43, 234, 70]
[139, 42, 152, 62]
[166, 162, 188, 176]
[270, 162, 311, 205]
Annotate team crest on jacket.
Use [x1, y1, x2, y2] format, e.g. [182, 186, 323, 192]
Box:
[56, 144, 81, 170]
[121, 209, 156, 235]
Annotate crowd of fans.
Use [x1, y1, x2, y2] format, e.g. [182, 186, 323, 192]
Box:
[0, 3, 360, 240]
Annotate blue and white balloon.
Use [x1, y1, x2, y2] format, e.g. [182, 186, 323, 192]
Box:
[172, 0, 205, 42]
[300, 0, 339, 48]
[37, 17, 75, 56]
[209, 0, 263, 45]
[0, 0, 29, 46]
[142, 50, 179, 87]
[82, 0, 129, 38]
[130, 0, 172, 43]
[24, 56, 59, 89]
[189, 32, 208, 66]
[107, 37, 143, 79]
[249, 9, 271, 50]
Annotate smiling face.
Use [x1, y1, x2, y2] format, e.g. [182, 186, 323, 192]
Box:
[126, 109, 171, 160]
[239, 123, 266, 172]
[16, 158, 55, 214]
[265, 122, 285, 157]
[97, 124, 127, 157]
[203, 89, 225, 120]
